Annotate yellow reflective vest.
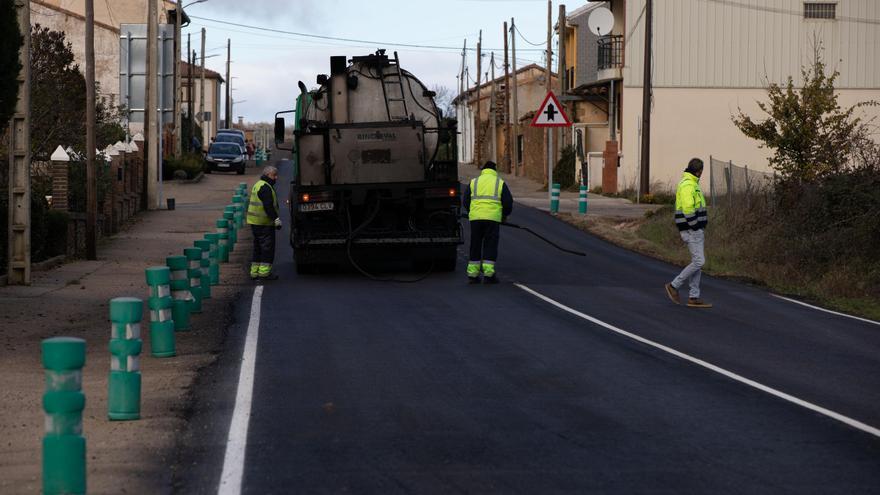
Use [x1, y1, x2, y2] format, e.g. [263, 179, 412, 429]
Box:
[674, 172, 708, 231]
[469, 168, 504, 222]
[246, 179, 278, 226]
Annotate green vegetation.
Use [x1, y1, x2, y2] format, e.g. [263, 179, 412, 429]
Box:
[163, 153, 204, 180]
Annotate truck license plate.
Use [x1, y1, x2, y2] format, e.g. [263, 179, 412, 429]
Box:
[299, 202, 334, 212]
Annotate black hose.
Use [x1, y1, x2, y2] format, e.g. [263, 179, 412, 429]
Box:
[345, 199, 437, 283]
[500, 221, 587, 257]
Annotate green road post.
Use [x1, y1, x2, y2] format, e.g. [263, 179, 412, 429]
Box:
[145, 267, 175, 357]
[216, 220, 230, 263]
[224, 209, 237, 247]
[166, 255, 192, 331]
[550, 183, 561, 215]
[194, 240, 212, 299]
[108, 297, 143, 421]
[183, 248, 204, 313]
[232, 195, 245, 228]
[42, 337, 87, 495]
[204, 233, 221, 284]
[579, 185, 588, 215]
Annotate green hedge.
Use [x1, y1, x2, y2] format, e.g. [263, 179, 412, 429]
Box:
[163, 153, 204, 180]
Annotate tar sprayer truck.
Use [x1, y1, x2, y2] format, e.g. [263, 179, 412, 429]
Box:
[274, 50, 461, 274]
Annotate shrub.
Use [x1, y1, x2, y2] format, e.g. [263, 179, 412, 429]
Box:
[552, 145, 577, 190]
[163, 153, 204, 180]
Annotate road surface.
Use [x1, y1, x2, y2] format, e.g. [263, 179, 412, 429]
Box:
[174, 158, 880, 494]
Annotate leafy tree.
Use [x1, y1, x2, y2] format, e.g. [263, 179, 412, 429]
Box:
[733, 49, 877, 184]
[0, 0, 22, 132]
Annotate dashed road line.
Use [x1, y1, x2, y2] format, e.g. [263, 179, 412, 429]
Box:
[515, 283, 880, 439]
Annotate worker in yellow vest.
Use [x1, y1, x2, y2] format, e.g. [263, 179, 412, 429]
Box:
[246, 165, 281, 280]
[462, 161, 513, 284]
[665, 158, 712, 307]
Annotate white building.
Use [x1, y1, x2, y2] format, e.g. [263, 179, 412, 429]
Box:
[568, 0, 880, 191]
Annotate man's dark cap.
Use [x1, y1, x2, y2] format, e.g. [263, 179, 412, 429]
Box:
[482, 161, 497, 170]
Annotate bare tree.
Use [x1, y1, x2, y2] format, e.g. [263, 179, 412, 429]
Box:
[431, 84, 455, 119]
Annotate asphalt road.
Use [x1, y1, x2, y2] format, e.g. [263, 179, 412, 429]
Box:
[174, 158, 880, 494]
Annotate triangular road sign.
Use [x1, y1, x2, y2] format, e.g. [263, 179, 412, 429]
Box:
[531, 91, 571, 127]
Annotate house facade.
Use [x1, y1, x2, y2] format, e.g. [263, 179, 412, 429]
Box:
[564, 0, 880, 192]
[455, 64, 560, 183]
[179, 61, 224, 149]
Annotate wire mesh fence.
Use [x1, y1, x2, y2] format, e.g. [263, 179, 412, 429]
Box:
[709, 156, 775, 208]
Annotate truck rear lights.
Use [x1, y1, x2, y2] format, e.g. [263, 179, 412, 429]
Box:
[300, 191, 333, 203]
[426, 187, 457, 198]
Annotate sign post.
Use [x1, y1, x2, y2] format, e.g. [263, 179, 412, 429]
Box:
[531, 91, 571, 202]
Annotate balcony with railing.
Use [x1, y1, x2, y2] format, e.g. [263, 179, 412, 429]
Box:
[597, 34, 623, 81]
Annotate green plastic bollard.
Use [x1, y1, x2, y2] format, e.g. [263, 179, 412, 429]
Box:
[232, 195, 246, 228]
[550, 183, 561, 215]
[224, 209, 237, 247]
[42, 337, 87, 495]
[183, 248, 203, 313]
[145, 267, 175, 357]
[216, 220, 230, 263]
[194, 240, 212, 299]
[108, 297, 143, 421]
[579, 185, 588, 215]
[204, 233, 221, 285]
[166, 255, 192, 331]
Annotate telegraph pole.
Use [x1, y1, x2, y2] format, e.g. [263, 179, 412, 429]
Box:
[510, 18, 520, 176]
[545, 0, 552, 185]
[146, 0, 159, 209]
[558, 4, 567, 150]
[503, 21, 511, 174]
[490, 52, 497, 166]
[199, 27, 205, 146]
[640, 0, 653, 196]
[225, 38, 231, 128]
[173, 1, 182, 155]
[85, 0, 97, 259]
[8, 0, 31, 284]
[475, 31, 482, 167]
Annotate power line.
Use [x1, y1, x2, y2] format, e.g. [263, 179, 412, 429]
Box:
[189, 15, 546, 52]
[514, 24, 547, 47]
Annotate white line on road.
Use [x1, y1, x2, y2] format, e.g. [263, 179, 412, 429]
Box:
[771, 293, 880, 327]
[218, 285, 263, 495]
[515, 283, 880, 440]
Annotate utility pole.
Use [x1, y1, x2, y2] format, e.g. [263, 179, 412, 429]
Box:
[558, 4, 567, 151]
[503, 21, 511, 174]
[7, 0, 31, 284]
[490, 52, 497, 166]
[475, 31, 482, 167]
[85, 0, 97, 260]
[459, 38, 466, 164]
[510, 18, 520, 176]
[225, 38, 231, 129]
[545, 0, 552, 186]
[173, 1, 182, 155]
[640, 0, 653, 196]
[199, 28, 206, 143]
[187, 34, 193, 151]
[146, 0, 159, 209]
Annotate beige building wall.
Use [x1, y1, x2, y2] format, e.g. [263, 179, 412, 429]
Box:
[33, 0, 173, 25]
[619, 87, 880, 191]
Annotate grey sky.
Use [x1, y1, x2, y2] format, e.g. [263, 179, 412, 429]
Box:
[181, 0, 565, 124]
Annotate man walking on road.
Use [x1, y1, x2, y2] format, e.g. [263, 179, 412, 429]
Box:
[247, 165, 282, 280]
[666, 158, 712, 308]
[463, 161, 513, 284]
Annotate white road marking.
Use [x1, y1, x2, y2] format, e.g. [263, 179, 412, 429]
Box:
[218, 285, 263, 495]
[515, 283, 880, 439]
[771, 293, 880, 327]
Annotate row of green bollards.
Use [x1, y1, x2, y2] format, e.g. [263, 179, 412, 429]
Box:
[41, 183, 249, 494]
[550, 183, 561, 215]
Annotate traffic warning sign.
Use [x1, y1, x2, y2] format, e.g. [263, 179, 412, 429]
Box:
[530, 91, 571, 127]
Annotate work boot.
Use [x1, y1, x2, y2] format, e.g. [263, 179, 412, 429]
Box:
[687, 298, 712, 308]
[483, 275, 499, 285]
[665, 283, 680, 305]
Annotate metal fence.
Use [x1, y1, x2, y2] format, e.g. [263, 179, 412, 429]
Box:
[709, 156, 775, 207]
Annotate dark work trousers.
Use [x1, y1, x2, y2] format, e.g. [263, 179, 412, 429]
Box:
[469, 220, 500, 263]
[251, 225, 276, 264]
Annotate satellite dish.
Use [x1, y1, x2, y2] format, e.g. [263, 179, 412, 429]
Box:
[588, 7, 614, 36]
